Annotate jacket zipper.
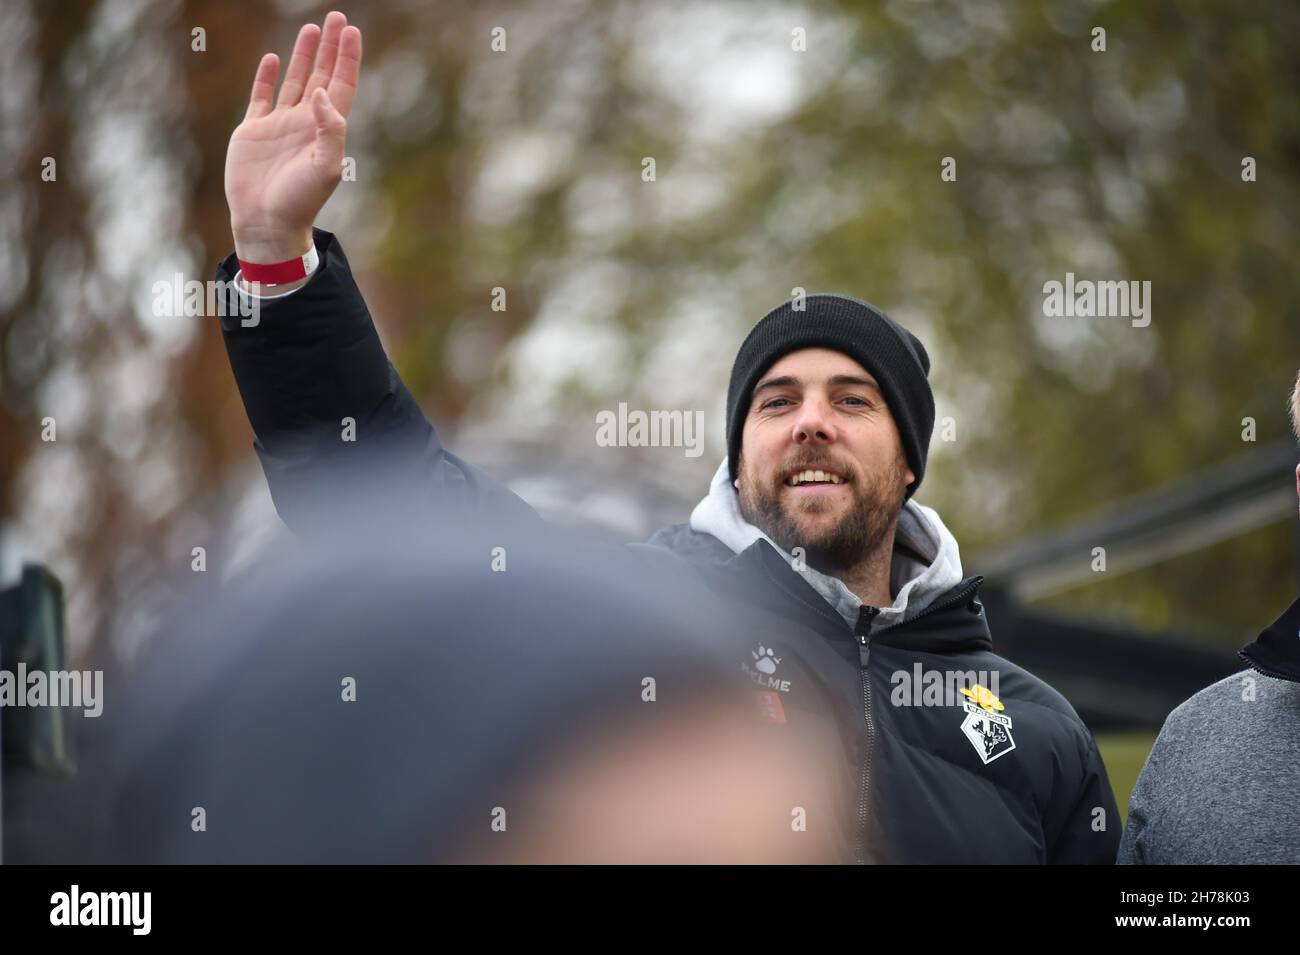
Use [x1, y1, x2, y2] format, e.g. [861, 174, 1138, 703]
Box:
[1239, 654, 1300, 684]
[849, 576, 982, 863]
[853, 604, 880, 865]
[873, 576, 984, 636]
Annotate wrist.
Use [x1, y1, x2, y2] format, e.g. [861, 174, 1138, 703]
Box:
[232, 224, 314, 265]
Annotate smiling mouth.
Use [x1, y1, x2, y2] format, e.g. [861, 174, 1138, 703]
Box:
[783, 468, 847, 487]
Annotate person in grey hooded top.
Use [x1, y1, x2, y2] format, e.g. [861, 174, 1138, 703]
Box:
[1117, 373, 1300, 864]
[213, 11, 1119, 864]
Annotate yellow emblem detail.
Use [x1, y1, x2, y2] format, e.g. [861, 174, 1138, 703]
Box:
[960, 685, 1005, 712]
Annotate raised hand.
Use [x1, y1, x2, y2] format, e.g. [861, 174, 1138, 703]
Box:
[225, 11, 363, 264]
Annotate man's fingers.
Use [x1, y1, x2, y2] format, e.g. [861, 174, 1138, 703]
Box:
[244, 53, 280, 120]
[304, 11, 347, 99]
[326, 25, 363, 118]
[275, 22, 322, 109]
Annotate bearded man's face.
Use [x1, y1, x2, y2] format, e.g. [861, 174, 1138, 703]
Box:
[735, 348, 914, 572]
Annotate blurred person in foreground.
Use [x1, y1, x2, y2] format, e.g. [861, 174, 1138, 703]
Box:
[1118, 374, 1300, 864]
[215, 12, 1117, 863]
[80, 506, 839, 864]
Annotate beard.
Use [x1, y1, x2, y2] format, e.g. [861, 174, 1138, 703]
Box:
[737, 451, 909, 575]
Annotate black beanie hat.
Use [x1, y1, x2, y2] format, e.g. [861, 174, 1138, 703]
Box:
[725, 293, 935, 498]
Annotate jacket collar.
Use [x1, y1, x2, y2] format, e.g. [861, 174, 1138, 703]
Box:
[726, 537, 992, 653]
[688, 458, 965, 628]
[1240, 595, 1300, 683]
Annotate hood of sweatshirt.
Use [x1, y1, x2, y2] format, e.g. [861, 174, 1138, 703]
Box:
[688, 459, 964, 629]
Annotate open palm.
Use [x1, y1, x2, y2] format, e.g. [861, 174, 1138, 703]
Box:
[225, 12, 362, 262]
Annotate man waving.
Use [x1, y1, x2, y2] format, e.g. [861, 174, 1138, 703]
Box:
[217, 11, 1120, 864]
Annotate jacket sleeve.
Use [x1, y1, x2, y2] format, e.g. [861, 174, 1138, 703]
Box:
[1046, 731, 1122, 864]
[216, 228, 544, 541]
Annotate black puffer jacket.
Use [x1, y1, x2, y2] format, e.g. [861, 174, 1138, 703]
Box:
[216, 229, 1121, 864]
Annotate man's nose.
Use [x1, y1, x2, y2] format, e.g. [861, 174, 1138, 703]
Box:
[791, 399, 836, 445]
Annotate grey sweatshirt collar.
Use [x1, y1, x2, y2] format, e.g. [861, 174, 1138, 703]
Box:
[689, 459, 964, 629]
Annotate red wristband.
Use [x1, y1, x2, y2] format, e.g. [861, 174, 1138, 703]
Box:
[238, 245, 320, 285]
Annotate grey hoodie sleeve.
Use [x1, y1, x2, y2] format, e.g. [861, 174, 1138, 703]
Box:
[1116, 684, 1216, 865]
[1117, 711, 1182, 864]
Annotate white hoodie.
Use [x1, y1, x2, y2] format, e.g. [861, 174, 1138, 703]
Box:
[689, 459, 965, 629]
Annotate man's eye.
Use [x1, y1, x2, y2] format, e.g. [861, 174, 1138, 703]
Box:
[763, 398, 793, 409]
[840, 396, 869, 406]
